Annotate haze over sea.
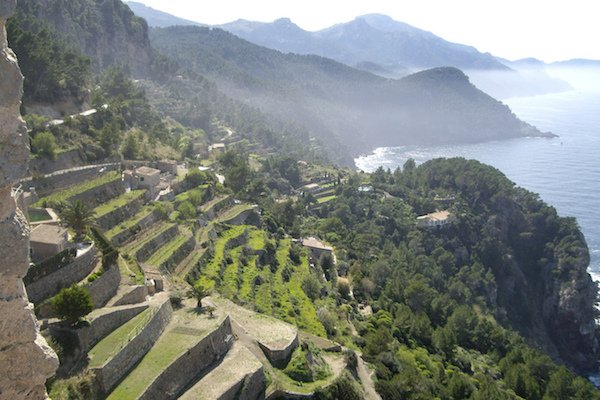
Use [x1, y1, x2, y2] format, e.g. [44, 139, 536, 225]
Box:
[356, 68, 600, 281]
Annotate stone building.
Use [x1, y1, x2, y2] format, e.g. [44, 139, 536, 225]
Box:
[417, 210, 453, 229]
[30, 224, 69, 262]
[301, 236, 333, 262]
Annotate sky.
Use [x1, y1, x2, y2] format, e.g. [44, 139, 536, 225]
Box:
[130, 0, 600, 63]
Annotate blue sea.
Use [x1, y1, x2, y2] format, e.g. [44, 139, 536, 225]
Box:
[355, 68, 600, 281]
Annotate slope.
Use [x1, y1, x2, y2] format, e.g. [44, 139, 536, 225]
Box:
[150, 26, 551, 157]
[218, 14, 508, 72]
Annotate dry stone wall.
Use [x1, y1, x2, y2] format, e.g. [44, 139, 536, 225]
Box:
[84, 263, 121, 309]
[68, 179, 124, 208]
[96, 197, 143, 230]
[111, 209, 162, 246]
[112, 285, 148, 307]
[135, 224, 178, 262]
[77, 304, 148, 351]
[0, 2, 58, 397]
[25, 244, 98, 303]
[93, 298, 173, 393]
[26, 164, 120, 197]
[139, 316, 234, 400]
[159, 235, 195, 273]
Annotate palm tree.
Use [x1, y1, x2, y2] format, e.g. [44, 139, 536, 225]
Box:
[187, 281, 211, 309]
[59, 199, 96, 241]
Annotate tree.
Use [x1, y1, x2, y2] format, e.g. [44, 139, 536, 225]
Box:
[177, 200, 196, 220]
[59, 199, 96, 240]
[52, 284, 93, 325]
[302, 275, 321, 301]
[122, 132, 139, 159]
[188, 281, 211, 308]
[31, 131, 58, 159]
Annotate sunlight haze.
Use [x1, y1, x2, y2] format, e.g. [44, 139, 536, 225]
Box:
[129, 0, 599, 63]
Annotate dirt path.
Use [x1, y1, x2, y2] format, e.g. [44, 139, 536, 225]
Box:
[357, 356, 381, 400]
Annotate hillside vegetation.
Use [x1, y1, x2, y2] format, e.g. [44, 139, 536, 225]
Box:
[150, 26, 551, 159]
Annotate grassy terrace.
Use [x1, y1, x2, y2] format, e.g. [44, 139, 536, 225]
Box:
[121, 222, 175, 255]
[88, 308, 155, 368]
[94, 189, 146, 218]
[146, 233, 190, 267]
[34, 170, 121, 207]
[196, 229, 325, 337]
[174, 184, 208, 204]
[197, 225, 248, 289]
[107, 310, 226, 400]
[200, 195, 229, 213]
[216, 204, 254, 223]
[105, 206, 153, 239]
[316, 194, 337, 204]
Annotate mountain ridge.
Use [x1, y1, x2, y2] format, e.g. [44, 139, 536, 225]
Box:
[150, 25, 552, 160]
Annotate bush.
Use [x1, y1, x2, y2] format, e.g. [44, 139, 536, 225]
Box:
[52, 284, 93, 325]
[314, 371, 363, 400]
[31, 131, 58, 159]
[302, 275, 321, 301]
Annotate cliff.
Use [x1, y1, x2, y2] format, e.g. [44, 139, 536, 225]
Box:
[0, 0, 58, 398]
[13, 0, 154, 77]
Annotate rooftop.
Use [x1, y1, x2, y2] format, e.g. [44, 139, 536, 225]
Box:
[302, 236, 333, 251]
[136, 166, 161, 176]
[30, 224, 68, 245]
[417, 210, 451, 222]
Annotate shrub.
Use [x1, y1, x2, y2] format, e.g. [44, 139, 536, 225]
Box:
[31, 131, 58, 159]
[52, 284, 93, 325]
[302, 275, 321, 301]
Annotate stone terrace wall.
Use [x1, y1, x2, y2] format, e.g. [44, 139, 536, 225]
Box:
[0, 3, 58, 397]
[140, 316, 233, 400]
[69, 179, 124, 208]
[221, 208, 260, 226]
[111, 209, 162, 246]
[96, 196, 143, 231]
[112, 285, 148, 307]
[159, 235, 195, 273]
[27, 164, 119, 197]
[84, 263, 121, 309]
[77, 304, 147, 351]
[234, 366, 266, 400]
[94, 298, 173, 393]
[258, 331, 299, 368]
[25, 244, 98, 303]
[136, 224, 178, 262]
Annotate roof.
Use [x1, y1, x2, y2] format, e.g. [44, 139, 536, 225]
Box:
[417, 210, 451, 222]
[301, 183, 319, 191]
[302, 237, 333, 251]
[31, 224, 68, 245]
[135, 166, 161, 176]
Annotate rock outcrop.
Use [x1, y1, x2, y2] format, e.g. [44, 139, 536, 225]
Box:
[0, 1, 58, 398]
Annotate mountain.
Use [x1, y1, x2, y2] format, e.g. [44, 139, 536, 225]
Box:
[551, 58, 600, 68]
[219, 14, 509, 72]
[13, 0, 155, 78]
[125, 1, 204, 28]
[150, 25, 551, 160]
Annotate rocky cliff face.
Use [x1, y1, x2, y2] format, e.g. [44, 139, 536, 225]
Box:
[0, 0, 58, 398]
[14, 0, 154, 77]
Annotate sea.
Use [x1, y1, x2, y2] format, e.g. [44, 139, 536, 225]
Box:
[355, 68, 600, 282]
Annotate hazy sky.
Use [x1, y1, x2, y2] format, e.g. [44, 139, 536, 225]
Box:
[130, 0, 599, 62]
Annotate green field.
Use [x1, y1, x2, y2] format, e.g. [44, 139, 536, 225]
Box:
[94, 190, 146, 218]
[34, 171, 121, 207]
[88, 308, 155, 368]
[105, 206, 153, 239]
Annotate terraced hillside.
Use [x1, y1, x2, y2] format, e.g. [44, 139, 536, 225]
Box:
[189, 226, 327, 337]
